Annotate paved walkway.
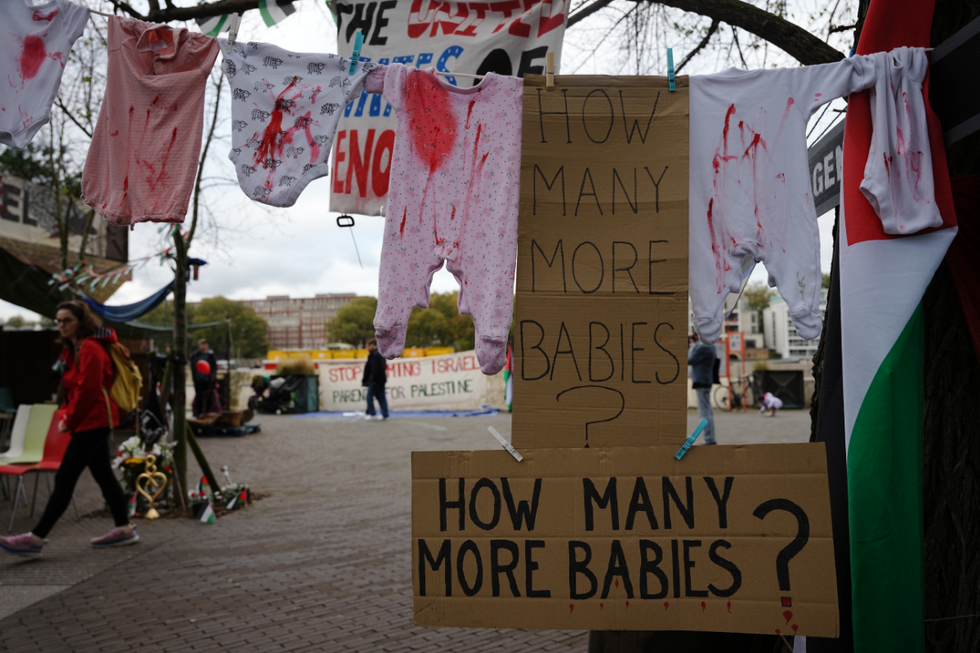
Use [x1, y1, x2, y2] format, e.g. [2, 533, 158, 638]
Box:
[0, 409, 811, 652]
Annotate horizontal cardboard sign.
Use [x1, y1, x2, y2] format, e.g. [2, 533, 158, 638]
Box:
[512, 75, 689, 449]
[412, 444, 837, 636]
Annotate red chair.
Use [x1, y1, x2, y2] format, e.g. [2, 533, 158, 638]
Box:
[0, 409, 82, 532]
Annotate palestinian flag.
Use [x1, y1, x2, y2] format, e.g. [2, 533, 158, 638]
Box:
[258, 0, 297, 27]
[195, 499, 215, 524]
[198, 475, 211, 497]
[503, 345, 513, 412]
[226, 488, 249, 510]
[127, 491, 138, 518]
[195, 1, 296, 36]
[196, 14, 232, 37]
[838, 0, 957, 650]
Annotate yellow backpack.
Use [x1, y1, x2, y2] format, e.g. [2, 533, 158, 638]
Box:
[105, 342, 142, 415]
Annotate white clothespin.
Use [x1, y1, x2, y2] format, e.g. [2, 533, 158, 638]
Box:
[545, 51, 555, 90]
[488, 426, 523, 462]
[225, 13, 242, 54]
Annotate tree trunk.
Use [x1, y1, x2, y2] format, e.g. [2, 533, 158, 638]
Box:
[921, 5, 980, 652]
[171, 228, 188, 503]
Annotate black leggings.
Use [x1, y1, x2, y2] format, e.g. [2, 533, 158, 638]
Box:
[33, 427, 129, 538]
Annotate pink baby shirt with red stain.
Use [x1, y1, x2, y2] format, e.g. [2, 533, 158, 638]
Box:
[374, 64, 522, 375]
[82, 17, 219, 225]
[689, 56, 880, 345]
[1, 0, 89, 148]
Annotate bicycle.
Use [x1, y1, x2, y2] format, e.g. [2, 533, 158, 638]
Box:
[712, 374, 753, 411]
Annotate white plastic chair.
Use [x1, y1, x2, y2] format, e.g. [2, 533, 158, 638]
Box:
[0, 405, 31, 507]
[0, 405, 31, 461]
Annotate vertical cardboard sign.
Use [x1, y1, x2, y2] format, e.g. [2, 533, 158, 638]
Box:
[513, 76, 689, 449]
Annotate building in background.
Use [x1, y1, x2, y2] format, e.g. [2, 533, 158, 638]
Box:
[763, 288, 829, 360]
[239, 294, 358, 350]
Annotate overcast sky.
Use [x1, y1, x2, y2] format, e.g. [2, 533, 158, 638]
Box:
[0, 0, 849, 322]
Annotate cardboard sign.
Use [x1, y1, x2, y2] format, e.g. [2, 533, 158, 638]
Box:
[412, 444, 837, 636]
[330, 0, 569, 216]
[512, 75, 689, 449]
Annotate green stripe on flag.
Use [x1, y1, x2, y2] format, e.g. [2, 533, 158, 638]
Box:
[848, 301, 925, 652]
[201, 14, 228, 37]
[259, 0, 275, 27]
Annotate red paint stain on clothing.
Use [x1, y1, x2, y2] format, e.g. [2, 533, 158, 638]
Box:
[883, 152, 891, 179]
[450, 205, 456, 220]
[156, 127, 178, 188]
[19, 36, 47, 81]
[400, 206, 407, 236]
[813, 92, 822, 102]
[254, 77, 307, 187]
[109, 130, 119, 137]
[32, 10, 58, 22]
[404, 70, 457, 225]
[152, 95, 160, 105]
[465, 100, 475, 129]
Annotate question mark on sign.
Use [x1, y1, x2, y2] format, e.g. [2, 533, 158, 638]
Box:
[556, 385, 625, 445]
[753, 498, 810, 594]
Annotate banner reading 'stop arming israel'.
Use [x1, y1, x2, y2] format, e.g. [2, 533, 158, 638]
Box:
[329, 0, 568, 217]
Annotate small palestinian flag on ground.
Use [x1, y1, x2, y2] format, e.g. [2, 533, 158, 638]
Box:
[194, 499, 215, 524]
[195, 1, 296, 36]
[226, 488, 249, 511]
[198, 475, 211, 497]
[127, 491, 138, 518]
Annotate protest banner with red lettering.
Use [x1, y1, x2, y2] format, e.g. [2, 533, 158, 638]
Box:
[318, 350, 489, 410]
[330, 0, 568, 216]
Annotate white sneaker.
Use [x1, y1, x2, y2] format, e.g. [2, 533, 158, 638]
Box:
[372, 415, 383, 421]
[362, 414, 375, 421]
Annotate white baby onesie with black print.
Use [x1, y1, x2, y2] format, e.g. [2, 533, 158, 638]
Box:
[220, 39, 384, 207]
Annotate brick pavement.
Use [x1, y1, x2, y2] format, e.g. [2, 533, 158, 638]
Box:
[0, 409, 811, 652]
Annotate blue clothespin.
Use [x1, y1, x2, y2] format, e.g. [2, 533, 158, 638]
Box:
[667, 48, 676, 92]
[348, 30, 364, 75]
[675, 419, 708, 460]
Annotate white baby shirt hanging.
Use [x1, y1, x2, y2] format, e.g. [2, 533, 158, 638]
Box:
[220, 40, 384, 207]
[0, 0, 90, 148]
[688, 55, 884, 345]
[860, 46, 941, 235]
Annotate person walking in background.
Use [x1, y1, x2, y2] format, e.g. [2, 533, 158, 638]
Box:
[0, 301, 137, 556]
[361, 339, 389, 420]
[190, 338, 219, 417]
[688, 333, 717, 445]
[759, 391, 783, 417]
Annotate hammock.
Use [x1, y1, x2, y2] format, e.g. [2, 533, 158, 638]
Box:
[82, 281, 174, 323]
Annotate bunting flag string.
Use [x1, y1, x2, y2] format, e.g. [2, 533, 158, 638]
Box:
[48, 228, 190, 291]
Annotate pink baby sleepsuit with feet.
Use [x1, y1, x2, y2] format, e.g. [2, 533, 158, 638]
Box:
[374, 64, 522, 375]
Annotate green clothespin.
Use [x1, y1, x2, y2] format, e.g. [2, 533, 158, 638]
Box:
[349, 30, 364, 75]
[667, 48, 676, 92]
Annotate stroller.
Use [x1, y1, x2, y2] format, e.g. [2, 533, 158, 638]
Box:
[250, 376, 303, 415]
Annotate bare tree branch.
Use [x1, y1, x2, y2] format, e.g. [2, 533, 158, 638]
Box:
[54, 97, 93, 139]
[675, 18, 718, 72]
[630, 0, 845, 65]
[731, 25, 749, 68]
[568, 0, 618, 28]
[105, 0, 143, 19]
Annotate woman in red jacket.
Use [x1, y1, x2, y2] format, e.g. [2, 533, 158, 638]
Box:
[0, 301, 137, 556]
